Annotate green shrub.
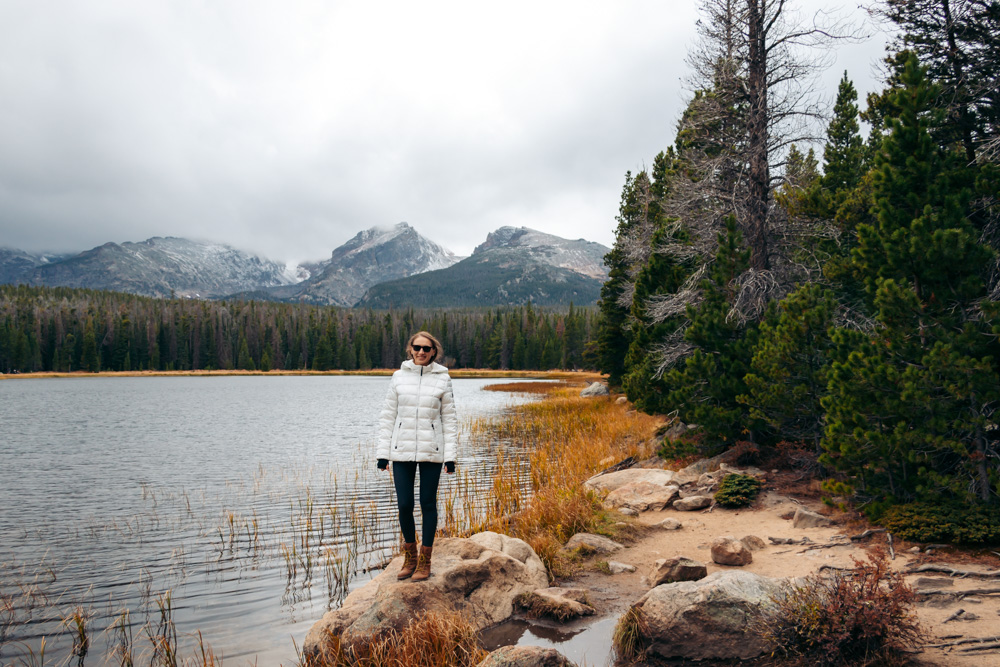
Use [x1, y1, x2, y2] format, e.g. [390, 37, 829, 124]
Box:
[752, 549, 924, 666]
[876, 502, 1000, 545]
[714, 473, 762, 508]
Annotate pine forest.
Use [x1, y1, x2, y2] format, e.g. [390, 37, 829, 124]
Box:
[596, 0, 1000, 533]
[0, 284, 595, 374]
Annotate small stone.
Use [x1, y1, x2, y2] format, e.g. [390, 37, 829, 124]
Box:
[674, 496, 713, 511]
[740, 535, 766, 551]
[564, 533, 623, 555]
[606, 561, 636, 574]
[907, 546, 922, 554]
[654, 518, 683, 531]
[648, 556, 708, 586]
[960, 612, 980, 620]
[616, 396, 628, 404]
[792, 508, 832, 529]
[619, 507, 639, 517]
[711, 536, 753, 566]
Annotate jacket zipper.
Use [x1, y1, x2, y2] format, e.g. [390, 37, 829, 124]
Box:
[415, 365, 423, 461]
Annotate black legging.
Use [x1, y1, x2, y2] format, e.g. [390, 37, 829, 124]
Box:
[392, 461, 443, 546]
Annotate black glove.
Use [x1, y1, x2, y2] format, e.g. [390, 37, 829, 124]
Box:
[445, 461, 455, 474]
[377, 458, 389, 471]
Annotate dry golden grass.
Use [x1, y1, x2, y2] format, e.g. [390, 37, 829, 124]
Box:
[466, 388, 663, 576]
[302, 610, 488, 667]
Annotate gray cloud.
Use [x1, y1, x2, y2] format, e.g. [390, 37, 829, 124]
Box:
[0, 1, 887, 262]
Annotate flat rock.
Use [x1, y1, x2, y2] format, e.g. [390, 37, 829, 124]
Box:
[654, 518, 683, 531]
[580, 382, 609, 397]
[518, 587, 595, 620]
[914, 577, 954, 589]
[604, 482, 680, 512]
[303, 532, 548, 659]
[792, 507, 832, 529]
[583, 468, 676, 494]
[634, 571, 791, 660]
[740, 535, 767, 551]
[712, 536, 753, 566]
[477, 645, 577, 667]
[673, 495, 713, 511]
[564, 533, 623, 555]
[648, 556, 708, 587]
[606, 561, 636, 574]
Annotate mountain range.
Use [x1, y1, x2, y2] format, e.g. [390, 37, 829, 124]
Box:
[1, 223, 609, 307]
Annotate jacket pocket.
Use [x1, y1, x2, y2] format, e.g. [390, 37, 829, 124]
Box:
[391, 420, 402, 450]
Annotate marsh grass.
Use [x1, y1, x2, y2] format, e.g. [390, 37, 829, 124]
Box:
[612, 606, 649, 663]
[447, 388, 661, 575]
[301, 610, 488, 667]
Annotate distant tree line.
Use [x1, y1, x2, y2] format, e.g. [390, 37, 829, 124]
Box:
[0, 284, 596, 373]
[597, 0, 1000, 514]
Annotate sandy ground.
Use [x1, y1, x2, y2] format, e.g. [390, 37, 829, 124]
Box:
[564, 490, 1000, 666]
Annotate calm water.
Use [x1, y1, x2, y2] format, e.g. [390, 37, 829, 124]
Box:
[0, 376, 540, 665]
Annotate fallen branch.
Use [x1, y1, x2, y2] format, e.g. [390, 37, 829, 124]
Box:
[960, 642, 1000, 652]
[906, 564, 1000, 579]
[915, 587, 1000, 597]
[849, 528, 886, 541]
[924, 635, 1000, 648]
[798, 540, 850, 553]
[887, 532, 895, 560]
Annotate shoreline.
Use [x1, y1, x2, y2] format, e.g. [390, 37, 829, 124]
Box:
[0, 369, 603, 381]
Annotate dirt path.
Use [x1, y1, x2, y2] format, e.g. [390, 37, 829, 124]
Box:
[565, 490, 1000, 666]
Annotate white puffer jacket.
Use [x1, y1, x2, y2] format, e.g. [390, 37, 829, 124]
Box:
[377, 360, 458, 463]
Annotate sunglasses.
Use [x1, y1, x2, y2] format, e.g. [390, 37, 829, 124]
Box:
[412, 345, 434, 353]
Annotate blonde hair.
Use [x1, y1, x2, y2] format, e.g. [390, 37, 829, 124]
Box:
[406, 330, 443, 363]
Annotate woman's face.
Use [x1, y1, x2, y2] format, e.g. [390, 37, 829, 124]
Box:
[411, 336, 435, 366]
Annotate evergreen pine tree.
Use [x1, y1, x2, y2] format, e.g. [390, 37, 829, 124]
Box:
[823, 54, 998, 506]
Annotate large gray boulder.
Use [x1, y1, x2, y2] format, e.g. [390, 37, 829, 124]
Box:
[583, 468, 675, 494]
[580, 382, 609, 397]
[477, 646, 577, 667]
[633, 571, 790, 661]
[303, 532, 548, 659]
[604, 482, 680, 512]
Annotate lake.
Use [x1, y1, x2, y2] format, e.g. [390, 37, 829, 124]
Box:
[0, 375, 541, 665]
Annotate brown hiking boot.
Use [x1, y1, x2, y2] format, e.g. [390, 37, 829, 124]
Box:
[397, 542, 418, 580]
[410, 545, 433, 581]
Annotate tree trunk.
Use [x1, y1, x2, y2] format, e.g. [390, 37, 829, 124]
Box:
[746, 0, 770, 270]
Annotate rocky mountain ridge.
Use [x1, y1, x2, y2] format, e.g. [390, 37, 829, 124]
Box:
[2, 224, 608, 306]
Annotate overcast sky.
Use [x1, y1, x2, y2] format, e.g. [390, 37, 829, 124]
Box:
[0, 1, 889, 264]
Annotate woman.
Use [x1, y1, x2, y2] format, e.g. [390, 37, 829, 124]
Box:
[376, 331, 457, 581]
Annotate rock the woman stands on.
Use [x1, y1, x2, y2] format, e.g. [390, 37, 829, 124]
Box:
[376, 331, 458, 581]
